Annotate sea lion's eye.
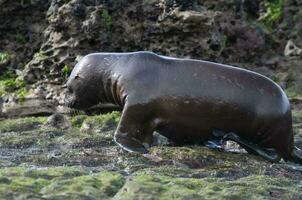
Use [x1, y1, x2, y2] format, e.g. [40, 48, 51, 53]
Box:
[75, 75, 80, 79]
[68, 87, 73, 93]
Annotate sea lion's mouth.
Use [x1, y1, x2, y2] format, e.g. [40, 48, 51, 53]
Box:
[64, 95, 77, 108]
[65, 101, 75, 108]
[64, 100, 75, 108]
[64, 95, 90, 110]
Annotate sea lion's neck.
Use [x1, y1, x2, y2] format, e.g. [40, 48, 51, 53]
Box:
[102, 74, 124, 107]
[100, 55, 125, 107]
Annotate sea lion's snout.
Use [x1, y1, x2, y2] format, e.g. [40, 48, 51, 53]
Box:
[64, 96, 74, 108]
[63, 81, 81, 108]
[63, 88, 76, 108]
[63, 75, 101, 110]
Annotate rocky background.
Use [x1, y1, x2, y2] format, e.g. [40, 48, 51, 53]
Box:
[0, 0, 302, 199]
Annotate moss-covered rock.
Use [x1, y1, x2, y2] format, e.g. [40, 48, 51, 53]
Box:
[0, 71, 28, 99]
[114, 173, 302, 200]
[0, 167, 125, 200]
[0, 116, 46, 133]
[41, 170, 125, 199]
[258, 0, 283, 29]
[149, 146, 260, 171]
[0, 110, 302, 199]
[70, 115, 88, 128]
[0, 113, 151, 169]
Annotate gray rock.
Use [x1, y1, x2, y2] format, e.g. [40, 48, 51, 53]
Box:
[2, 95, 56, 118]
[80, 121, 93, 133]
[152, 131, 170, 146]
[284, 40, 302, 57]
[44, 113, 70, 129]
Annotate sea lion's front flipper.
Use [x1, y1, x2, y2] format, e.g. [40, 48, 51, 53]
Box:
[222, 132, 281, 162]
[114, 105, 154, 153]
[290, 147, 302, 164]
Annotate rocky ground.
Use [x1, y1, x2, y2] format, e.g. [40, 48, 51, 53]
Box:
[1, 0, 302, 199]
[0, 109, 301, 199]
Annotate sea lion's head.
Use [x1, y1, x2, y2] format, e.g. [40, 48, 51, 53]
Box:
[64, 54, 104, 109]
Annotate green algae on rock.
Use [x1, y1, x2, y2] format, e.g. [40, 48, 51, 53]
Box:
[0, 117, 47, 133]
[0, 114, 149, 169]
[41, 170, 125, 199]
[71, 115, 88, 128]
[0, 52, 10, 64]
[0, 167, 125, 200]
[0, 71, 28, 100]
[71, 111, 120, 130]
[0, 111, 302, 199]
[258, 0, 283, 28]
[114, 173, 302, 200]
[148, 146, 259, 170]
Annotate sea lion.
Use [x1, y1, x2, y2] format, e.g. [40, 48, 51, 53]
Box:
[64, 51, 302, 163]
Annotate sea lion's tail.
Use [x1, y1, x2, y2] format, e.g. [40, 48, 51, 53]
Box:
[288, 146, 302, 164]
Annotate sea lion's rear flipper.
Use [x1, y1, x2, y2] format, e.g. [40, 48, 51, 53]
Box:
[222, 132, 281, 162]
[289, 147, 302, 164]
[113, 106, 154, 153]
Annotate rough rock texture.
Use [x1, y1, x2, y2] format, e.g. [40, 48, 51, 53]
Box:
[0, 0, 302, 116]
[0, 0, 49, 73]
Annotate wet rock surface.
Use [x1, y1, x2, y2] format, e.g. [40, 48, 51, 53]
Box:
[0, 106, 302, 199]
